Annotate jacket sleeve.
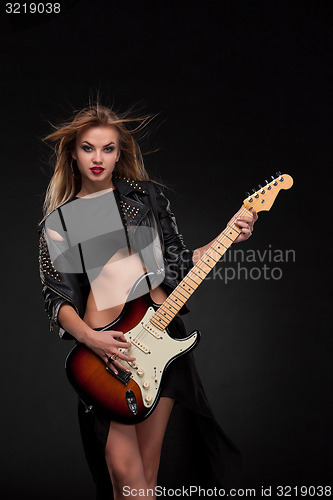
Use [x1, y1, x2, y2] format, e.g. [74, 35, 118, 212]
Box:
[41, 283, 70, 335]
[152, 183, 194, 281]
[38, 225, 79, 339]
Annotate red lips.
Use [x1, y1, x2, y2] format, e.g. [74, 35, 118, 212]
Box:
[90, 167, 105, 175]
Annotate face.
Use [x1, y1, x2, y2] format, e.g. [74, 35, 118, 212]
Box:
[72, 125, 120, 189]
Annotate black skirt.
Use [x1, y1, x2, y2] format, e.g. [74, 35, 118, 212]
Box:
[78, 315, 242, 499]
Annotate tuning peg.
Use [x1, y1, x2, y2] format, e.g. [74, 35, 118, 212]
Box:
[271, 175, 278, 186]
[265, 179, 271, 190]
[258, 184, 265, 194]
[276, 171, 281, 176]
[252, 188, 256, 193]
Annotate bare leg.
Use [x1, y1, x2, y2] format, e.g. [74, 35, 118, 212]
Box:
[136, 397, 175, 491]
[105, 397, 174, 500]
[105, 421, 148, 500]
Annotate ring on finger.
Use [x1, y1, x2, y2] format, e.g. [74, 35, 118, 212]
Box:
[108, 354, 118, 363]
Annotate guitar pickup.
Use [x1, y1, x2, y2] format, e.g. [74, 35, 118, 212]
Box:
[142, 321, 163, 339]
[128, 335, 151, 353]
[106, 365, 131, 385]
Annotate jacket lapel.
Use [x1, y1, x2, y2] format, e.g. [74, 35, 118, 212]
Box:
[113, 177, 151, 228]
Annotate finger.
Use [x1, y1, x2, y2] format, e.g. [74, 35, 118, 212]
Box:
[114, 340, 132, 349]
[116, 350, 136, 362]
[107, 355, 130, 371]
[107, 330, 124, 338]
[108, 331, 132, 346]
[241, 227, 252, 237]
[105, 356, 119, 374]
[106, 353, 135, 373]
[235, 220, 250, 229]
[119, 333, 131, 343]
[236, 216, 253, 223]
[113, 359, 132, 372]
[107, 346, 136, 362]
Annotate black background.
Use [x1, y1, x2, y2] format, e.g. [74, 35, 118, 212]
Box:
[1, 0, 332, 498]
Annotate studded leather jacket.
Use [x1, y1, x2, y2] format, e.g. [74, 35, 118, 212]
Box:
[38, 177, 194, 338]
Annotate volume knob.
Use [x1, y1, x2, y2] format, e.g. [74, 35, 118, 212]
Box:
[137, 368, 144, 377]
[145, 394, 153, 404]
[142, 381, 150, 390]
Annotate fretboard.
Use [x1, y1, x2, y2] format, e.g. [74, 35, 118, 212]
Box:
[150, 207, 251, 330]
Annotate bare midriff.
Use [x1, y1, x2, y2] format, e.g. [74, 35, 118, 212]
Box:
[83, 247, 168, 329]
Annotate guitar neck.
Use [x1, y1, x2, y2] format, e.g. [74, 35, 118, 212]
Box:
[150, 206, 251, 330]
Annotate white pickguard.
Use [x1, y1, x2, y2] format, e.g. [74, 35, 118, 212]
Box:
[118, 307, 198, 407]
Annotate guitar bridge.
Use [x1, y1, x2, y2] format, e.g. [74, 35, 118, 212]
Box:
[106, 365, 131, 385]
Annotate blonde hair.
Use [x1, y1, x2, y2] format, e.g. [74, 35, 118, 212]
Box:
[42, 102, 155, 219]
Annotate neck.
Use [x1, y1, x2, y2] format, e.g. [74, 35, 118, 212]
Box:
[77, 178, 115, 198]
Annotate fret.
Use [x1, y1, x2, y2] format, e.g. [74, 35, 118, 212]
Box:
[162, 302, 178, 315]
[191, 266, 207, 279]
[180, 278, 195, 292]
[227, 223, 241, 234]
[204, 252, 218, 264]
[157, 308, 173, 321]
[210, 246, 223, 258]
[212, 243, 225, 254]
[201, 255, 215, 267]
[179, 283, 192, 297]
[186, 273, 201, 286]
[197, 259, 213, 274]
[151, 315, 167, 329]
[163, 301, 180, 316]
[218, 235, 233, 248]
[218, 241, 229, 250]
[205, 248, 220, 263]
[167, 295, 182, 308]
[173, 287, 189, 302]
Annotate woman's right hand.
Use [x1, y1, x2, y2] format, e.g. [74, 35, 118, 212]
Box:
[84, 328, 136, 375]
[57, 304, 136, 374]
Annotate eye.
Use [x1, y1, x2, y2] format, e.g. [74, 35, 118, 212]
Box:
[81, 145, 92, 152]
[104, 146, 115, 153]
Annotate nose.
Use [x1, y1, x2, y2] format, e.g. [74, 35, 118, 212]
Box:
[92, 150, 103, 163]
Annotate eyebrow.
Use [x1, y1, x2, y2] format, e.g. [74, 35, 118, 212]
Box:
[81, 141, 116, 147]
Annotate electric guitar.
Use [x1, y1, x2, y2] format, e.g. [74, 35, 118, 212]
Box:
[65, 173, 293, 424]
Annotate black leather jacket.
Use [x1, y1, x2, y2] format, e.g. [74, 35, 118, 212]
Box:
[38, 177, 194, 338]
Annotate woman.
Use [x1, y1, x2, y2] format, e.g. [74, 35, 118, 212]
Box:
[39, 102, 257, 499]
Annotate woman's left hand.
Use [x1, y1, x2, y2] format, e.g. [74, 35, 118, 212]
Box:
[230, 207, 258, 243]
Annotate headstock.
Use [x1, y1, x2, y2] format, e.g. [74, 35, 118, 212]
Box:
[243, 172, 293, 213]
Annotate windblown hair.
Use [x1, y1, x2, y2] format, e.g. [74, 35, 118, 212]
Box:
[42, 102, 154, 219]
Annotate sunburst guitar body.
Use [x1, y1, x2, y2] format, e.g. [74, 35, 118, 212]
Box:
[65, 276, 200, 424]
